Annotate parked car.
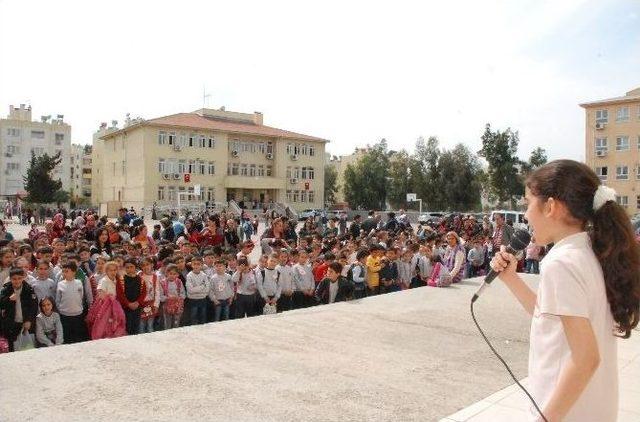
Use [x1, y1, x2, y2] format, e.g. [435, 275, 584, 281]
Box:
[490, 210, 528, 231]
[298, 209, 321, 221]
[418, 212, 445, 225]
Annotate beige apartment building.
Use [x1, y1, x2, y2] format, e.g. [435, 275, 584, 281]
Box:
[92, 108, 328, 213]
[328, 147, 369, 204]
[0, 105, 71, 199]
[581, 87, 640, 215]
[70, 143, 92, 205]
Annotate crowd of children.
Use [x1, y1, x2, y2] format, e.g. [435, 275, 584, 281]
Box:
[0, 208, 540, 352]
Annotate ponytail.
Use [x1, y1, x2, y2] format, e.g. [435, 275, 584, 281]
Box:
[527, 159, 640, 339]
[591, 201, 640, 338]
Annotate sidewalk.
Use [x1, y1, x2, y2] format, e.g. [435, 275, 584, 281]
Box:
[440, 331, 640, 421]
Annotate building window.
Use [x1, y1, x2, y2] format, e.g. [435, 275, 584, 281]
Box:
[208, 137, 215, 148]
[595, 109, 608, 124]
[231, 163, 239, 176]
[310, 145, 316, 156]
[231, 140, 240, 152]
[6, 128, 20, 137]
[55, 133, 64, 145]
[240, 142, 248, 152]
[168, 186, 176, 201]
[301, 167, 307, 179]
[240, 163, 248, 176]
[293, 167, 300, 179]
[257, 165, 264, 177]
[258, 142, 266, 154]
[6, 162, 19, 171]
[188, 160, 195, 174]
[207, 187, 215, 202]
[286, 190, 292, 202]
[301, 144, 308, 155]
[616, 107, 630, 122]
[637, 195, 640, 210]
[187, 134, 194, 147]
[266, 165, 272, 177]
[122, 160, 126, 175]
[595, 137, 607, 153]
[616, 165, 629, 180]
[198, 135, 205, 148]
[179, 134, 186, 147]
[159, 131, 166, 145]
[308, 190, 315, 203]
[616, 195, 629, 207]
[308, 167, 315, 180]
[177, 160, 186, 174]
[292, 190, 299, 203]
[6, 145, 19, 155]
[158, 159, 166, 173]
[286, 144, 293, 155]
[168, 132, 176, 145]
[249, 164, 256, 176]
[31, 130, 45, 139]
[286, 166, 291, 179]
[595, 166, 607, 181]
[616, 136, 630, 151]
[266, 141, 273, 154]
[208, 161, 215, 175]
[293, 144, 300, 155]
[158, 186, 165, 201]
[249, 143, 256, 153]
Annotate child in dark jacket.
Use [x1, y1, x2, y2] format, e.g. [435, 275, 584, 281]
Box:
[315, 262, 353, 305]
[379, 248, 399, 294]
[0, 268, 38, 352]
[116, 258, 147, 335]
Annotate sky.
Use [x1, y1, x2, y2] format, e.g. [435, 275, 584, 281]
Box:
[0, 0, 638, 162]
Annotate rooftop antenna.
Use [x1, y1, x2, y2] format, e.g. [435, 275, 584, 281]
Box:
[202, 85, 211, 110]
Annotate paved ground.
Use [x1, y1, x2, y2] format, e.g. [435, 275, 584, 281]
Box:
[440, 331, 640, 422]
[0, 274, 537, 422]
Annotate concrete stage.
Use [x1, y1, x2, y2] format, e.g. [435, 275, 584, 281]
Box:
[0, 275, 538, 422]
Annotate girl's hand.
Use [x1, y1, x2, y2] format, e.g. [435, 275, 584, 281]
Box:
[490, 245, 518, 280]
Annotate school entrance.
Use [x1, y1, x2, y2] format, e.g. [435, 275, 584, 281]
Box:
[226, 188, 278, 209]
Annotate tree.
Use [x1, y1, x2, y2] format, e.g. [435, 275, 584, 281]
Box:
[387, 150, 419, 209]
[324, 164, 339, 206]
[436, 144, 482, 211]
[521, 147, 548, 175]
[478, 124, 523, 208]
[343, 139, 390, 210]
[23, 151, 64, 204]
[53, 190, 70, 207]
[413, 136, 443, 210]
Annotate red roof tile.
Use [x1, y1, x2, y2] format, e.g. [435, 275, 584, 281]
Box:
[143, 113, 327, 142]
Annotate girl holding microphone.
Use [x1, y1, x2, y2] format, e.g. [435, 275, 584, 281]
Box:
[491, 160, 640, 421]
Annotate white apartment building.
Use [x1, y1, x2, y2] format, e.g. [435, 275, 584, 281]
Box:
[0, 105, 71, 198]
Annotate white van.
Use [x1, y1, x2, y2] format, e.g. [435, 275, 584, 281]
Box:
[490, 210, 528, 231]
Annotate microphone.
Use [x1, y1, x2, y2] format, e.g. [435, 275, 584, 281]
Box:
[471, 229, 531, 303]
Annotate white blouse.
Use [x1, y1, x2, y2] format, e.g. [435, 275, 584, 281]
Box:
[529, 232, 617, 422]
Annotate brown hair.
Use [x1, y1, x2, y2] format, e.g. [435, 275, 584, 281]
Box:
[527, 160, 640, 338]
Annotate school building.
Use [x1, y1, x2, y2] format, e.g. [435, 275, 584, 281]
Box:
[581, 86, 640, 215]
[91, 107, 328, 215]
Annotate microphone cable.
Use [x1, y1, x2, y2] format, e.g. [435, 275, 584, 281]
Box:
[470, 299, 548, 422]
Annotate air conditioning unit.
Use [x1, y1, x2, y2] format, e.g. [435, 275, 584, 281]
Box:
[291, 154, 299, 161]
[595, 122, 605, 130]
[266, 153, 274, 160]
[231, 150, 239, 157]
[173, 144, 182, 151]
[595, 149, 607, 157]
[173, 173, 181, 180]
[162, 173, 171, 180]
[289, 178, 298, 184]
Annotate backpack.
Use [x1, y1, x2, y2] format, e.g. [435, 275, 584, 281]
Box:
[346, 264, 364, 287]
